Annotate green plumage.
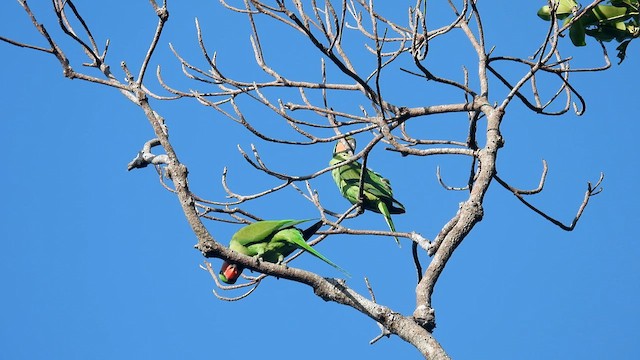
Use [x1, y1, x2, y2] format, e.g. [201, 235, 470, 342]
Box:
[219, 219, 349, 284]
[330, 137, 405, 244]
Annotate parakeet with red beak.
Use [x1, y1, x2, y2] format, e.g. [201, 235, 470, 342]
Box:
[330, 137, 405, 245]
[219, 219, 348, 284]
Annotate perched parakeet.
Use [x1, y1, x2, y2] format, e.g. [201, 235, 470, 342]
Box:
[330, 137, 406, 245]
[219, 219, 348, 284]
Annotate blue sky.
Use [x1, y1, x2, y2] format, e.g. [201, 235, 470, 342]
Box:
[1, 1, 638, 359]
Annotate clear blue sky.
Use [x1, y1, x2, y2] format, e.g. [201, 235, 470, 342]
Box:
[1, 1, 638, 359]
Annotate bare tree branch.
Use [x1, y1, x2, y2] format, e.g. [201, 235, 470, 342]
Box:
[2, 0, 616, 358]
[495, 171, 604, 231]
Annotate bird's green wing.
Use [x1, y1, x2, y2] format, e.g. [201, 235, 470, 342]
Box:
[231, 219, 312, 248]
[362, 167, 394, 198]
[332, 156, 404, 212]
[363, 167, 405, 213]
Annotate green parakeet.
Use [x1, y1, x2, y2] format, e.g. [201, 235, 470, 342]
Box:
[219, 219, 348, 284]
[330, 137, 406, 245]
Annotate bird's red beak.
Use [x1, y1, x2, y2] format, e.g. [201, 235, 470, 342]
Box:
[219, 261, 243, 284]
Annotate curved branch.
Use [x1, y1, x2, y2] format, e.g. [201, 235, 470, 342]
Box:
[136, 1, 169, 85]
[496, 159, 548, 195]
[495, 171, 604, 231]
[436, 166, 470, 191]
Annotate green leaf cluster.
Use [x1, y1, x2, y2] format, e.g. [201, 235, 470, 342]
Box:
[537, 0, 639, 62]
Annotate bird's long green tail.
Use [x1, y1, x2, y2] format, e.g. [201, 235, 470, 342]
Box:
[378, 201, 401, 247]
[289, 234, 351, 277]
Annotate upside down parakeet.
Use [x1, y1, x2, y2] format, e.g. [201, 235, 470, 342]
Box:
[219, 219, 348, 284]
[330, 137, 406, 245]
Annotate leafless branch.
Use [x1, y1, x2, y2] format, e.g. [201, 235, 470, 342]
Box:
[495, 171, 604, 231]
[3, 0, 617, 358]
[436, 166, 470, 191]
[366, 277, 392, 344]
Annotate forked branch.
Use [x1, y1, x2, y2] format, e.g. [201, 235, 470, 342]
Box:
[495, 170, 604, 231]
